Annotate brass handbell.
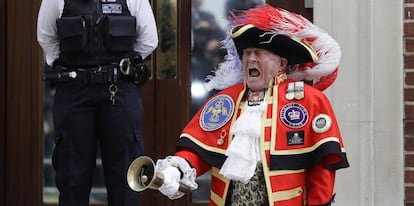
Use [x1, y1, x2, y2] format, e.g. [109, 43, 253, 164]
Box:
[127, 156, 164, 192]
[127, 156, 191, 193]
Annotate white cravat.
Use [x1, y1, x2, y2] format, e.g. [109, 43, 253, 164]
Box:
[219, 100, 266, 184]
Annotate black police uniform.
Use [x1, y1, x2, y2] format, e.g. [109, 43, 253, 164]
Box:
[52, 0, 145, 205]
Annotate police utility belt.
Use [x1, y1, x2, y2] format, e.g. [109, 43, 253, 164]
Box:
[42, 57, 149, 87]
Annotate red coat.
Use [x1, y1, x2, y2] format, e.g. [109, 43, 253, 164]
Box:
[176, 77, 349, 206]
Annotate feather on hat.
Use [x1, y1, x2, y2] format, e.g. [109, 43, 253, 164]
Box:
[205, 4, 341, 91]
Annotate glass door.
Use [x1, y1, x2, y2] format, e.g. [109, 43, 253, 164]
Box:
[190, 0, 266, 203]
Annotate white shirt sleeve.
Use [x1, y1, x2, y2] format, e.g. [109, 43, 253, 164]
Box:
[127, 0, 159, 59]
[37, 0, 64, 66]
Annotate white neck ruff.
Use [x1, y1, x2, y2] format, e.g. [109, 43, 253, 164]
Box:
[219, 100, 266, 184]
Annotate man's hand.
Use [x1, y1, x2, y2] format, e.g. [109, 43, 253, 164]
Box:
[158, 166, 184, 199]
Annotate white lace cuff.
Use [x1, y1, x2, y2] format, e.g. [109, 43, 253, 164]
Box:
[155, 156, 198, 199]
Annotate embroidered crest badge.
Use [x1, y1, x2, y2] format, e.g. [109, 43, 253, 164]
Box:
[312, 114, 332, 133]
[287, 131, 305, 145]
[280, 103, 308, 128]
[200, 95, 234, 131]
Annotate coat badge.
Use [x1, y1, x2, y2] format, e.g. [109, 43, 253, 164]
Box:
[287, 131, 305, 145]
[200, 95, 234, 131]
[102, 3, 122, 14]
[280, 103, 308, 128]
[312, 114, 332, 133]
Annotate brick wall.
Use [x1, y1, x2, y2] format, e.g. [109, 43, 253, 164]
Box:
[406, 0, 414, 205]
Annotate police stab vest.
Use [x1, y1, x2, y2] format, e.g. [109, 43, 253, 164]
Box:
[57, 0, 136, 66]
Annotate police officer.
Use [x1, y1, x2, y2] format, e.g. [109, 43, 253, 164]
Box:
[37, 0, 158, 205]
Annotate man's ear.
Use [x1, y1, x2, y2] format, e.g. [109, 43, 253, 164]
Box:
[280, 57, 288, 68]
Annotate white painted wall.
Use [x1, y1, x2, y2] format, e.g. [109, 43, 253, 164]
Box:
[314, 0, 404, 205]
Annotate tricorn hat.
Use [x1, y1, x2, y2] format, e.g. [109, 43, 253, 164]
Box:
[206, 4, 341, 91]
[231, 24, 318, 65]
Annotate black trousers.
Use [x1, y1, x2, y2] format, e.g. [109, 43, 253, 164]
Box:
[52, 80, 144, 206]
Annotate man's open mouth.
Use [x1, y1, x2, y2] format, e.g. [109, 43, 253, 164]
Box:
[249, 68, 260, 77]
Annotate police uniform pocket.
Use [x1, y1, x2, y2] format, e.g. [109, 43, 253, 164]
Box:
[56, 16, 87, 52]
[131, 130, 144, 156]
[51, 132, 62, 171]
[106, 16, 136, 51]
[133, 130, 143, 143]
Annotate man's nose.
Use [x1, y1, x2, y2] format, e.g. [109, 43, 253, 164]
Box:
[246, 53, 258, 62]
